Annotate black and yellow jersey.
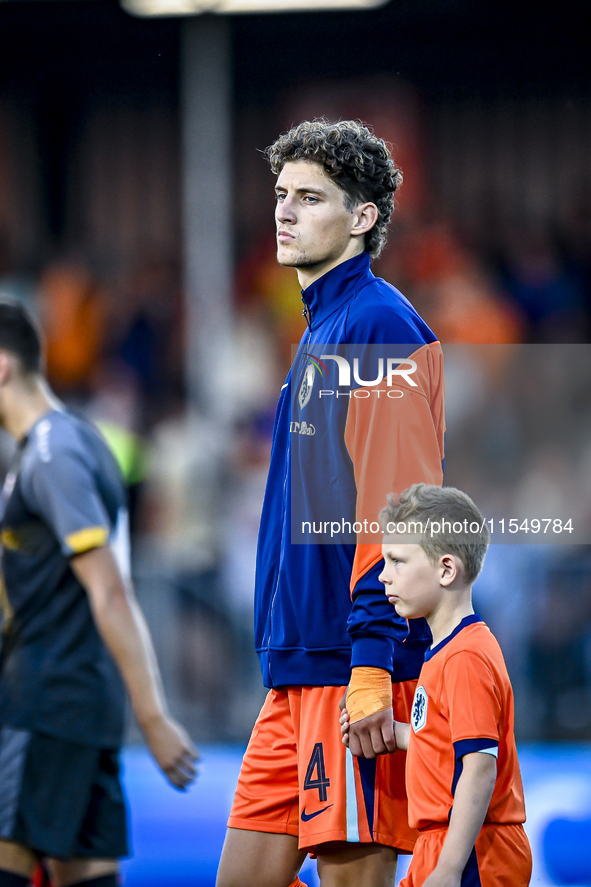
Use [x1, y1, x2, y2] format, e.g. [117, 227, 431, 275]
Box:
[0, 409, 127, 747]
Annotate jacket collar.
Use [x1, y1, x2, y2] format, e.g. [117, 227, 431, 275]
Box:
[301, 252, 373, 330]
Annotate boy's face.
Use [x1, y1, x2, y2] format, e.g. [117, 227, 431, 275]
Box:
[274, 160, 364, 280]
[379, 540, 445, 620]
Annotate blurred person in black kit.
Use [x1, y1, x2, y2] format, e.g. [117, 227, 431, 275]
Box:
[0, 300, 198, 887]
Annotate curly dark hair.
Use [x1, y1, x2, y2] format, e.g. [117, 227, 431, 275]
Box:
[265, 119, 402, 258]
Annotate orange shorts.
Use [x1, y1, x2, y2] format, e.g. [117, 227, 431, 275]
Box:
[228, 683, 418, 854]
[400, 823, 532, 886]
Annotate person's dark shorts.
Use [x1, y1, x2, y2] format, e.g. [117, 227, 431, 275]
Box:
[0, 726, 129, 859]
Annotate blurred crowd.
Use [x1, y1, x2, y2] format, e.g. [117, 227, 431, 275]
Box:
[1, 207, 591, 744]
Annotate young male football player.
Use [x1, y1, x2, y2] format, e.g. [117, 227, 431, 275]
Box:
[0, 299, 198, 887]
[342, 484, 532, 887]
[217, 120, 445, 887]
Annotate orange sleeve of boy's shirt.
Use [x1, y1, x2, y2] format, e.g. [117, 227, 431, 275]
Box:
[441, 650, 502, 745]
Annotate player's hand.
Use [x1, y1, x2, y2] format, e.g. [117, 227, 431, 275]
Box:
[340, 706, 350, 747]
[346, 708, 397, 759]
[143, 714, 200, 790]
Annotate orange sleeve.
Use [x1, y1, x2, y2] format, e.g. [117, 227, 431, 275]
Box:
[442, 651, 502, 745]
[345, 341, 446, 591]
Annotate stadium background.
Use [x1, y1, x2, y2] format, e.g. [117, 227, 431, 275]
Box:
[1, 0, 591, 883]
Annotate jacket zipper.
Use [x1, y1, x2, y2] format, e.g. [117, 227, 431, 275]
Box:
[267, 296, 313, 683]
[302, 294, 312, 344]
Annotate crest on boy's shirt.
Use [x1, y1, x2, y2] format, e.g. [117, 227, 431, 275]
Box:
[298, 364, 315, 410]
[412, 685, 428, 732]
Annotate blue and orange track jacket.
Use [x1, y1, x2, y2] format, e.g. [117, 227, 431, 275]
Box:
[254, 252, 445, 689]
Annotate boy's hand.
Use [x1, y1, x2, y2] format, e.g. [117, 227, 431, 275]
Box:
[340, 706, 351, 747]
[342, 706, 410, 756]
[347, 709, 397, 758]
[420, 753, 496, 886]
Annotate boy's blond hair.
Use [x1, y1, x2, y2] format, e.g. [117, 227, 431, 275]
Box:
[379, 483, 490, 584]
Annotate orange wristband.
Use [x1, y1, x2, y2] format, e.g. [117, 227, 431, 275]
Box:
[346, 666, 393, 724]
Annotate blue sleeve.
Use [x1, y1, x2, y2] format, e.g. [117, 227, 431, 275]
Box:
[345, 283, 437, 348]
[347, 561, 432, 681]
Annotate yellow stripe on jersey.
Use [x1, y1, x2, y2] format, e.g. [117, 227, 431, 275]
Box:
[0, 572, 13, 631]
[66, 526, 109, 553]
[1, 529, 21, 550]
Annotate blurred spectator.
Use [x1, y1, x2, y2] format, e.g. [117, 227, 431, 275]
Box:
[380, 222, 525, 343]
[423, 264, 524, 343]
[221, 413, 272, 619]
[513, 443, 575, 524]
[107, 256, 184, 430]
[142, 402, 224, 575]
[235, 238, 307, 374]
[499, 229, 586, 342]
[0, 229, 36, 306]
[526, 548, 591, 740]
[219, 411, 274, 727]
[562, 198, 591, 339]
[472, 544, 553, 739]
[217, 302, 284, 424]
[139, 402, 232, 739]
[38, 260, 107, 397]
[84, 360, 148, 533]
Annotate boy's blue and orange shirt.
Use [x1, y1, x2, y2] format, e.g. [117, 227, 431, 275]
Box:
[406, 615, 527, 830]
[254, 252, 446, 688]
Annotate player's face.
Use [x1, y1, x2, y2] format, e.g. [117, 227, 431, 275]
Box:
[379, 541, 444, 620]
[274, 160, 365, 286]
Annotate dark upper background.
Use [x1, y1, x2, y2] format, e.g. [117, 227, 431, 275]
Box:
[1, 0, 590, 265]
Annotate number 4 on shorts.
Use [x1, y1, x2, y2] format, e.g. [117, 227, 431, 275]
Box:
[304, 742, 331, 802]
